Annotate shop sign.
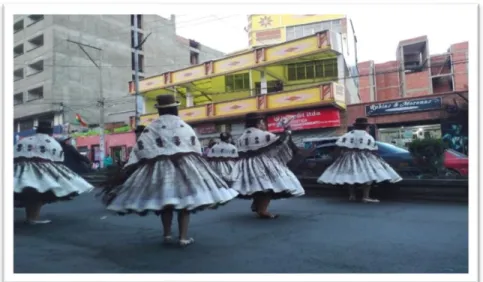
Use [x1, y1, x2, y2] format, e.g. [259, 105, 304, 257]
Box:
[196, 123, 217, 135]
[365, 97, 442, 117]
[267, 108, 341, 133]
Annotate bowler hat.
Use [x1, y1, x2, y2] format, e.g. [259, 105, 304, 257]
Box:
[134, 125, 146, 134]
[154, 94, 181, 108]
[353, 117, 370, 126]
[245, 112, 266, 121]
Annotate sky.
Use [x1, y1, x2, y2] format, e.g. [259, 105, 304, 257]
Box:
[159, 5, 474, 63]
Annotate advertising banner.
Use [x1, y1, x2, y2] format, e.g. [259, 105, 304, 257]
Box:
[267, 108, 340, 133]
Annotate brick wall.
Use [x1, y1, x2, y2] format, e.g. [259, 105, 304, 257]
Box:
[374, 61, 400, 101]
[358, 61, 373, 103]
[450, 41, 469, 91]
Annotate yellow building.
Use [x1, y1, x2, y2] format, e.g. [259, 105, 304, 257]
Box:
[129, 31, 356, 148]
[247, 14, 346, 47]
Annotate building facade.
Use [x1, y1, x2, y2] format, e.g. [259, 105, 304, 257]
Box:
[13, 14, 224, 140]
[130, 32, 352, 149]
[358, 37, 468, 103]
[247, 14, 360, 105]
[355, 37, 469, 153]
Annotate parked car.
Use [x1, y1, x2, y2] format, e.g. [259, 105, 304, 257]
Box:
[444, 149, 469, 176]
[289, 137, 467, 179]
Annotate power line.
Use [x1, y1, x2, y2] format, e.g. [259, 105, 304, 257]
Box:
[14, 59, 469, 109]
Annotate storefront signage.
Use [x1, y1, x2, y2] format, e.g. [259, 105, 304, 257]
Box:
[365, 97, 442, 117]
[267, 108, 341, 133]
[196, 124, 217, 135]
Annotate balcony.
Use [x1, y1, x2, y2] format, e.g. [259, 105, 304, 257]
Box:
[138, 81, 346, 125]
[128, 31, 342, 108]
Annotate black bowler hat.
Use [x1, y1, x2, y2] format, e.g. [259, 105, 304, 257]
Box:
[245, 112, 266, 121]
[353, 117, 370, 126]
[154, 94, 181, 108]
[134, 125, 146, 134]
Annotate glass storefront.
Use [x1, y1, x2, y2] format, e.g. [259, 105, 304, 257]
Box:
[378, 124, 442, 149]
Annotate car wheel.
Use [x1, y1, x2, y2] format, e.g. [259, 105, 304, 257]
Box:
[445, 169, 462, 177]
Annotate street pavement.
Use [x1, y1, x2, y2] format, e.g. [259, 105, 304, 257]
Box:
[14, 192, 468, 273]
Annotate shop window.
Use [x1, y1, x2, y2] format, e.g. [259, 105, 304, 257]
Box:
[19, 119, 34, 131]
[287, 59, 337, 81]
[225, 73, 250, 92]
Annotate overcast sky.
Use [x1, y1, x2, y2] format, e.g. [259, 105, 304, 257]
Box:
[159, 5, 473, 63]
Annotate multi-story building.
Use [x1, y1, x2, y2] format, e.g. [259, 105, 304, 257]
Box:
[247, 14, 360, 105]
[130, 31, 356, 147]
[358, 36, 468, 102]
[352, 37, 468, 153]
[13, 14, 224, 142]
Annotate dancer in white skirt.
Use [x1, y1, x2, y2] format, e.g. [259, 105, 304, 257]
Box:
[206, 132, 239, 184]
[100, 94, 238, 246]
[317, 117, 402, 203]
[14, 121, 94, 224]
[232, 112, 305, 219]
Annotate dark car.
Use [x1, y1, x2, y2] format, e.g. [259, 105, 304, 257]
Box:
[289, 137, 421, 179]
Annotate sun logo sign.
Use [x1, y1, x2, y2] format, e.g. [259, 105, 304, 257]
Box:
[258, 16, 273, 28]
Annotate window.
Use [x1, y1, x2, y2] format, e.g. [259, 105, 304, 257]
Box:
[225, 73, 250, 92]
[14, 20, 24, 33]
[287, 59, 338, 81]
[132, 75, 145, 81]
[27, 86, 43, 101]
[130, 15, 142, 29]
[26, 60, 44, 76]
[131, 52, 144, 73]
[14, 93, 23, 105]
[14, 44, 24, 57]
[27, 34, 44, 51]
[190, 51, 199, 65]
[27, 15, 44, 26]
[14, 69, 24, 81]
[19, 119, 34, 131]
[131, 31, 144, 50]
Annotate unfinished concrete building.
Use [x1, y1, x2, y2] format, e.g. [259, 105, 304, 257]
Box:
[358, 36, 468, 103]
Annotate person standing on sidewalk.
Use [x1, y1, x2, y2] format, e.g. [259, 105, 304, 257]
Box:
[205, 132, 239, 185]
[317, 117, 402, 203]
[14, 121, 94, 224]
[99, 94, 238, 246]
[231, 112, 305, 219]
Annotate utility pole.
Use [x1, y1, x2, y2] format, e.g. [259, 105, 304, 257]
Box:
[67, 39, 106, 168]
[132, 15, 151, 127]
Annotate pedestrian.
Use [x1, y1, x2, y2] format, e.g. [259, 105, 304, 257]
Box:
[99, 94, 238, 246]
[14, 120, 94, 224]
[56, 135, 92, 175]
[231, 112, 305, 219]
[205, 132, 239, 184]
[317, 117, 403, 203]
[103, 154, 113, 168]
[203, 139, 217, 156]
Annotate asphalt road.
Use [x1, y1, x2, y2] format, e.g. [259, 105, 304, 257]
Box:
[14, 192, 468, 273]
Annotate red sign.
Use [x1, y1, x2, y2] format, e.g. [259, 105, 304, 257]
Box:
[267, 108, 341, 133]
[196, 124, 217, 135]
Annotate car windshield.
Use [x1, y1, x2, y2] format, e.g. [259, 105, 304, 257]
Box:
[376, 141, 409, 154]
